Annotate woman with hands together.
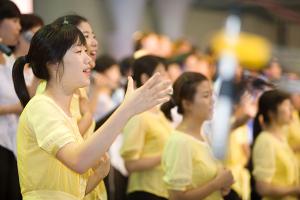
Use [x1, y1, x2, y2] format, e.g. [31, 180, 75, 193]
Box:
[161, 72, 234, 200]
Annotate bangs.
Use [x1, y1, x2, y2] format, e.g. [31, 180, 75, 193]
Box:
[61, 24, 86, 49]
[0, 1, 21, 20]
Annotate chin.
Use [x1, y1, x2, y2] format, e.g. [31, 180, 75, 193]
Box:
[79, 80, 90, 88]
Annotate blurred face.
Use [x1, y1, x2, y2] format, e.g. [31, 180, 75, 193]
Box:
[274, 99, 292, 126]
[158, 36, 172, 58]
[167, 63, 182, 83]
[77, 21, 98, 62]
[142, 34, 160, 55]
[0, 17, 21, 46]
[154, 63, 169, 80]
[104, 64, 121, 89]
[291, 94, 300, 111]
[140, 63, 169, 85]
[267, 62, 282, 81]
[18, 25, 42, 55]
[59, 42, 92, 91]
[185, 80, 214, 121]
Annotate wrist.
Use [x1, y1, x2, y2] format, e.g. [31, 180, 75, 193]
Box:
[118, 102, 135, 120]
[211, 178, 221, 191]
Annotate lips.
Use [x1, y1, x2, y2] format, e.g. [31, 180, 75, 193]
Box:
[83, 68, 91, 76]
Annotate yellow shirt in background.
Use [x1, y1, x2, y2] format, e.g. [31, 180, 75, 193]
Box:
[162, 130, 223, 200]
[252, 131, 299, 200]
[287, 111, 300, 169]
[120, 110, 172, 198]
[17, 94, 87, 200]
[225, 125, 250, 200]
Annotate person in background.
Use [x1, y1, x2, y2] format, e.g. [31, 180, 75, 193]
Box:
[161, 72, 234, 200]
[0, 1, 22, 199]
[120, 55, 173, 200]
[251, 90, 300, 200]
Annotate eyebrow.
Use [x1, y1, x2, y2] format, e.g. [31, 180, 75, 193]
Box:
[82, 31, 95, 35]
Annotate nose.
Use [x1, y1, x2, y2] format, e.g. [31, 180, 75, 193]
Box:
[84, 51, 92, 64]
[91, 37, 98, 48]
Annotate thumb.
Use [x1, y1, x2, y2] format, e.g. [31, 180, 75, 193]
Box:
[126, 76, 134, 96]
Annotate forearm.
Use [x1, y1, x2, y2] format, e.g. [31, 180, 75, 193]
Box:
[125, 156, 161, 173]
[57, 103, 132, 174]
[85, 165, 109, 194]
[169, 179, 219, 200]
[0, 103, 22, 115]
[78, 112, 93, 136]
[256, 181, 299, 198]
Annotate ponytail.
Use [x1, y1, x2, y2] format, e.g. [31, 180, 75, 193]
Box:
[12, 56, 31, 107]
[161, 99, 176, 121]
[252, 113, 262, 145]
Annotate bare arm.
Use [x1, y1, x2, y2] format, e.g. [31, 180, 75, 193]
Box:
[125, 156, 160, 174]
[0, 103, 22, 115]
[56, 74, 172, 174]
[85, 153, 110, 194]
[256, 180, 300, 198]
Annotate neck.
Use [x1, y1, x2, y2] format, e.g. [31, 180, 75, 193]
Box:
[177, 114, 205, 139]
[264, 121, 285, 139]
[44, 80, 74, 116]
[13, 49, 25, 59]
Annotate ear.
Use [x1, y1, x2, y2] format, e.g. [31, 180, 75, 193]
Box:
[182, 99, 192, 112]
[258, 114, 264, 127]
[141, 73, 150, 85]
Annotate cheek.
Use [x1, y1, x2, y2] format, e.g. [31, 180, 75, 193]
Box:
[85, 39, 92, 49]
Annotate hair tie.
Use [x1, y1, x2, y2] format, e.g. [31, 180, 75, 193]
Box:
[63, 17, 69, 25]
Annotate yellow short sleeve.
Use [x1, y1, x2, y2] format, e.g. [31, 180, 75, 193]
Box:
[163, 136, 193, 191]
[120, 115, 146, 160]
[252, 135, 276, 183]
[36, 80, 47, 94]
[28, 99, 76, 155]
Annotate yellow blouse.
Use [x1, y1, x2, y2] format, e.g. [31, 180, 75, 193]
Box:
[17, 94, 87, 200]
[120, 110, 172, 198]
[162, 130, 223, 200]
[252, 131, 299, 200]
[287, 111, 300, 169]
[36, 81, 106, 200]
[225, 125, 250, 200]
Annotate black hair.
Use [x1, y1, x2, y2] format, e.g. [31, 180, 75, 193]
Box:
[119, 56, 134, 77]
[20, 14, 44, 32]
[0, 1, 21, 21]
[132, 55, 166, 87]
[94, 54, 117, 73]
[53, 14, 87, 27]
[249, 89, 290, 199]
[161, 72, 208, 121]
[12, 23, 86, 107]
[252, 89, 290, 141]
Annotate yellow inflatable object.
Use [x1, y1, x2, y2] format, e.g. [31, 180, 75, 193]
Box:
[211, 31, 272, 70]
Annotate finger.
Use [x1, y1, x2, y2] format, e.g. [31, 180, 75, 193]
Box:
[126, 76, 134, 95]
[154, 87, 174, 100]
[143, 72, 161, 90]
[149, 80, 172, 96]
[154, 96, 171, 106]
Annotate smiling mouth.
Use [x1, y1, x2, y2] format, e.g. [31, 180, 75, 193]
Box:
[89, 50, 97, 57]
[83, 68, 91, 73]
